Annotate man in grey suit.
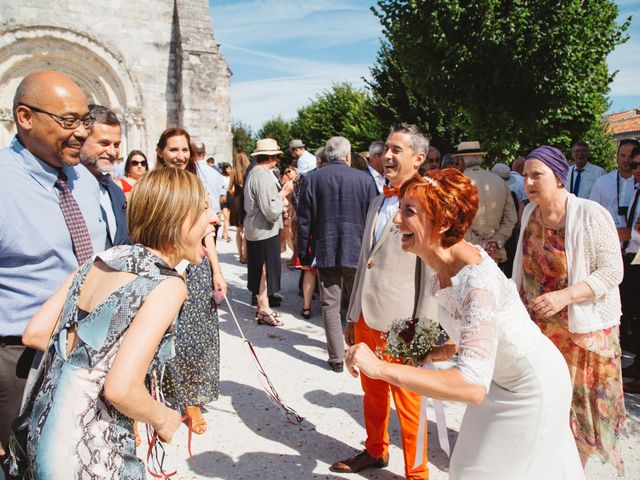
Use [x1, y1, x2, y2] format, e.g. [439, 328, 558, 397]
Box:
[330, 124, 436, 478]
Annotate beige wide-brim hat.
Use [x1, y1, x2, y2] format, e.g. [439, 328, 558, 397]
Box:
[450, 140, 488, 157]
[251, 138, 283, 156]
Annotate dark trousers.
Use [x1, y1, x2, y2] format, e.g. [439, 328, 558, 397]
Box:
[621, 255, 640, 362]
[317, 267, 356, 363]
[0, 343, 27, 473]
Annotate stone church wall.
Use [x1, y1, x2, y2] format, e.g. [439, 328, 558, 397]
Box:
[0, 0, 231, 165]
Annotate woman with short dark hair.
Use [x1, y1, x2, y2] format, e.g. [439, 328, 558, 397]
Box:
[119, 150, 148, 197]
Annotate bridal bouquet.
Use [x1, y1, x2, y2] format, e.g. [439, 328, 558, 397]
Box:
[383, 317, 445, 364]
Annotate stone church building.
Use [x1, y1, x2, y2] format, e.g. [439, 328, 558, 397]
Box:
[0, 0, 232, 164]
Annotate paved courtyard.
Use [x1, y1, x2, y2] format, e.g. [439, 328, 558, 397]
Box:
[155, 227, 638, 479]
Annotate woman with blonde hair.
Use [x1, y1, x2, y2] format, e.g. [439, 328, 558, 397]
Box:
[18, 168, 215, 478]
[156, 127, 227, 434]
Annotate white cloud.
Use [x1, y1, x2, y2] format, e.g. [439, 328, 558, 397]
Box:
[212, 0, 381, 47]
[231, 67, 371, 130]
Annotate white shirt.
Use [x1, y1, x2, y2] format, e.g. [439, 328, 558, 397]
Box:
[374, 195, 399, 243]
[99, 185, 117, 243]
[368, 165, 385, 194]
[565, 162, 605, 198]
[625, 182, 640, 254]
[589, 170, 635, 228]
[197, 160, 226, 213]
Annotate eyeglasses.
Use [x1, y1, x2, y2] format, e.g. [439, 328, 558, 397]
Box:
[19, 103, 91, 130]
[130, 160, 147, 167]
[631, 161, 640, 169]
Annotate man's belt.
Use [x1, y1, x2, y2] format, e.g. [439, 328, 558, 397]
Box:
[0, 335, 23, 346]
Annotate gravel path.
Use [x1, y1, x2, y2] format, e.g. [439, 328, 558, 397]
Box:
[154, 227, 638, 479]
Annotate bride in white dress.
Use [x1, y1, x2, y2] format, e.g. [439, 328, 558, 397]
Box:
[345, 170, 584, 479]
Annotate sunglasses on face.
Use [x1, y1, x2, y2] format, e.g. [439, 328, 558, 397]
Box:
[631, 161, 640, 169]
[131, 160, 147, 167]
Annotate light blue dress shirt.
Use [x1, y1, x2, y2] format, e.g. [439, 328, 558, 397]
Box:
[197, 160, 227, 214]
[0, 137, 106, 336]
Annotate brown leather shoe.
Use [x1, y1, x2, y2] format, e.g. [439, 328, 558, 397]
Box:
[623, 379, 640, 394]
[329, 450, 389, 473]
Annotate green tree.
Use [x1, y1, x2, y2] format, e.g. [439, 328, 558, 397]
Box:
[372, 0, 630, 162]
[257, 116, 294, 164]
[367, 43, 468, 154]
[291, 82, 385, 153]
[231, 120, 255, 155]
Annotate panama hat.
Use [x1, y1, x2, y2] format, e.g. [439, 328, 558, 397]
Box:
[288, 139, 305, 150]
[251, 138, 283, 156]
[451, 141, 487, 157]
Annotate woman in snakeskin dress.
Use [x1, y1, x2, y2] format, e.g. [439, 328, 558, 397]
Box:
[18, 168, 215, 478]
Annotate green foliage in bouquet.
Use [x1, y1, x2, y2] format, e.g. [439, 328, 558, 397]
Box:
[384, 317, 444, 364]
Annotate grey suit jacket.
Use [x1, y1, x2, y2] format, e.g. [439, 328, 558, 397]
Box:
[346, 194, 437, 331]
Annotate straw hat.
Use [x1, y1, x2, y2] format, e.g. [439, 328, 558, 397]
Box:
[450, 141, 487, 157]
[289, 139, 305, 150]
[251, 138, 283, 156]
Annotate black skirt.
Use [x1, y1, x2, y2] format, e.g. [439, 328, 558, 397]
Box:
[246, 233, 281, 296]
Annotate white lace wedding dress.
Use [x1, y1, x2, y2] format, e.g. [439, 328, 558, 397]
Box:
[429, 246, 584, 479]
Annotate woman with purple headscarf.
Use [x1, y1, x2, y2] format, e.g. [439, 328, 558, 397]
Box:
[512, 146, 627, 475]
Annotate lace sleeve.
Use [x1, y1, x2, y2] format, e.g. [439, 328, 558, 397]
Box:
[456, 287, 498, 392]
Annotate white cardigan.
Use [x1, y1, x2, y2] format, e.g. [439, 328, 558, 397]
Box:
[512, 194, 623, 333]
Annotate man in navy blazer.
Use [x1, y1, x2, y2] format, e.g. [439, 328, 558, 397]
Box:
[80, 105, 130, 248]
[297, 136, 378, 371]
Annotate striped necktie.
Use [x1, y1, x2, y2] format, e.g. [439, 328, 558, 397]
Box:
[54, 171, 94, 265]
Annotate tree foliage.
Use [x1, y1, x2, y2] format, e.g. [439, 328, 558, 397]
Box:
[291, 82, 386, 153]
[231, 120, 255, 155]
[370, 0, 630, 165]
[257, 116, 294, 164]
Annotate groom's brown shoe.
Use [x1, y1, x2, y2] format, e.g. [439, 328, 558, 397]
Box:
[329, 450, 389, 473]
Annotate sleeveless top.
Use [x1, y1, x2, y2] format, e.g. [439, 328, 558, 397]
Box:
[26, 244, 182, 479]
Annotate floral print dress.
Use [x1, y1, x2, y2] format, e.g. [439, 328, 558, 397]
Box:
[520, 211, 626, 475]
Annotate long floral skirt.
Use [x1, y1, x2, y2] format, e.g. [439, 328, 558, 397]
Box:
[536, 320, 627, 475]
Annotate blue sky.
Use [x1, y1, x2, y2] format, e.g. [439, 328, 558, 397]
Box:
[210, 0, 640, 132]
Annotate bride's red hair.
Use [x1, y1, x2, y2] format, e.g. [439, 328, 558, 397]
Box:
[398, 169, 479, 247]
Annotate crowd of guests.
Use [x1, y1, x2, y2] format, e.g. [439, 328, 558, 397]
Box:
[0, 69, 638, 479]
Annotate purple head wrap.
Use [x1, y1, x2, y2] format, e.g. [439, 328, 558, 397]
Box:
[525, 146, 569, 182]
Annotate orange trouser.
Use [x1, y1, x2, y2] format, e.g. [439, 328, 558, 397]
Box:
[354, 315, 429, 480]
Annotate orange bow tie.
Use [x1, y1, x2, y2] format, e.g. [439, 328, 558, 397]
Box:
[383, 185, 398, 198]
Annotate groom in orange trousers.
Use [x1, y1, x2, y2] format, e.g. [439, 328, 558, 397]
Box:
[330, 124, 436, 479]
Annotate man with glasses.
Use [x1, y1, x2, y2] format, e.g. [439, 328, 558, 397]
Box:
[565, 141, 605, 198]
[589, 139, 639, 227]
[0, 71, 105, 471]
[80, 104, 130, 248]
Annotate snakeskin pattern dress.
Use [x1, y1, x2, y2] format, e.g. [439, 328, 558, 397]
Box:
[25, 245, 181, 479]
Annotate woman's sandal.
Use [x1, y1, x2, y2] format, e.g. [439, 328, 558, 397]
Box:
[184, 405, 207, 435]
[256, 310, 284, 327]
[300, 308, 311, 319]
